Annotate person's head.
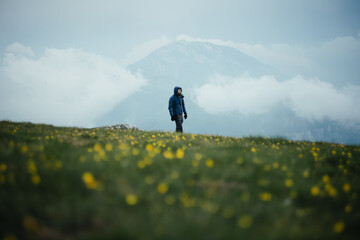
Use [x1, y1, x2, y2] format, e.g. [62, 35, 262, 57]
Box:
[174, 86, 182, 95]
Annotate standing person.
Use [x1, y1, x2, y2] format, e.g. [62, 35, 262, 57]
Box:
[168, 86, 188, 133]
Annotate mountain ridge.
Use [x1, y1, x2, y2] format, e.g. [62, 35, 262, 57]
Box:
[127, 40, 285, 86]
[95, 40, 360, 144]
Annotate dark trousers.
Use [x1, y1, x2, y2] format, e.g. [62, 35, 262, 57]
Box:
[175, 114, 183, 133]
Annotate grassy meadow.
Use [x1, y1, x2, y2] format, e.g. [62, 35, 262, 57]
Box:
[0, 120, 359, 240]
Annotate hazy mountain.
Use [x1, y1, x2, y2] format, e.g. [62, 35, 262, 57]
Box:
[95, 40, 360, 144]
[128, 40, 285, 85]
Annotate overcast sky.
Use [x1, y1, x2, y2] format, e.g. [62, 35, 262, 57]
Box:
[1, 0, 359, 57]
[0, 0, 359, 127]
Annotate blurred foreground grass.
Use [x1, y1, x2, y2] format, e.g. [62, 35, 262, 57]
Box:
[0, 120, 359, 240]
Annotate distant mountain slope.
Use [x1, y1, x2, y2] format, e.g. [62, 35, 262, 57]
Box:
[128, 40, 285, 87]
[95, 40, 360, 144]
[96, 40, 283, 134]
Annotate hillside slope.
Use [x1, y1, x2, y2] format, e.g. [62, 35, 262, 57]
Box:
[0, 120, 359, 240]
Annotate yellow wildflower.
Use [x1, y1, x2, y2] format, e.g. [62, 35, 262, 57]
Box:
[146, 144, 153, 152]
[28, 160, 37, 174]
[31, 175, 40, 184]
[257, 179, 269, 186]
[194, 153, 202, 161]
[290, 190, 297, 198]
[157, 183, 168, 194]
[165, 195, 176, 205]
[333, 221, 345, 233]
[93, 143, 102, 152]
[236, 157, 244, 164]
[343, 183, 351, 193]
[192, 160, 199, 167]
[200, 201, 219, 214]
[126, 194, 138, 205]
[23, 215, 39, 232]
[345, 204, 352, 213]
[154, 147, 161, 154]
[0, 163, 7, 172]
[55, 161, 62, 168]
[285, 179, 294, 188]
[105, 143, 113, 151]
[221, 206, 235, 219]
[251, 147, 256, 153]
[260, 192, 272, 201]
[176, 149, 185, 159]
[322, 174, 330, 183]
[238, 215, 253, 229]
[328, 187, 337, 197]
[263, 165, 271, 171]
[82, 172, 102, 190]
[119, 143, 130, 151]
[82, 172, 95, 184]
[21, 145, 28, 154]
[252, 157, 262, 164]
[132, 148, 140, 155]
[137, 161, 146, 169]
[206, 159, 214, 168]
[163, 150, 174, 159]
[311, 186, 320, 196]
[145, 175, 154, 184]
[171, 171, 179, 179]
[143, 157, 153, 165]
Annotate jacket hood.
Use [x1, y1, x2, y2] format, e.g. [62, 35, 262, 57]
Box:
[174, 86, 182, 95]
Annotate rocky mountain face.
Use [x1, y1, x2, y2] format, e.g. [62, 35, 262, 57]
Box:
[95, 40, 360, 144]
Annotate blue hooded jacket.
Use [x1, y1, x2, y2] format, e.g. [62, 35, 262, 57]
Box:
[168, 86, 187, 117]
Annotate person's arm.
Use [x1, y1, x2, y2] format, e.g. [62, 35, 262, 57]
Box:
[182, 98, 187, 119]
[168, 97, 174, 116]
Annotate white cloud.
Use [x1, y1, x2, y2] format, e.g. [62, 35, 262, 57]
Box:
[121, 35, 171, 66]
[193, 74, 360, 125]
[177, 34, 360, 85]
[5, 42, 34, 57]
[0, 43, 147, 127]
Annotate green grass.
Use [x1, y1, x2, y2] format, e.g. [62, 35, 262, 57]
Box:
[0, 120, 359, 240]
